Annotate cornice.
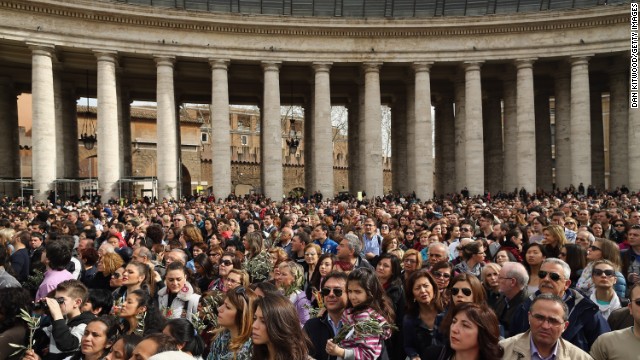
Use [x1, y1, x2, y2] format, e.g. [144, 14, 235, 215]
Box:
[0, 0, 629, 38]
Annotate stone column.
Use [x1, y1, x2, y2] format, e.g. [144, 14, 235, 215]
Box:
[261, 62, 283, 200]
[347, 97, 360, 194]
[630, 104, 640, 191]
[483, 89, 503, 194]
[454, 78, 466, 193]
[413, 62, 434, 200]
[210, 59, 232, 197]
[95, 51, 121, 200]
[312, 62, 333, 198]
[305, 96, 315, 194]
[570, 56, 592, 187]
[155, 56, 178, 199]
[534, 89, 553, 192]
[53, 68, 65, 181]
[391, 99, 408, 194]
[61, 84, 79, 185]
[609, 68, 629, 188]
[554, 73, 572, 190]
[30, 45, 57, 201]
[464, 62, 484, 196]
[503, 77, 517, 193]
[590, 90, 605, 190]
[0, 77, 20, 195]
[515, 59, 536, 193]
[362, 63, 383, 198]
[119, 93, 132, 179]
[435, 95, 456, 195]
[405, 80, 416, 192]
[357, 81, 367, 194]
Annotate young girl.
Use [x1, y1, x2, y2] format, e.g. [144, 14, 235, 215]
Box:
[326, 268, 394, 360]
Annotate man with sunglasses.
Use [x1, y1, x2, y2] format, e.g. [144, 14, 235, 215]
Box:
[303, 272, 349, 360]
[591, 283, 640, 360]
[510, 258, 610, 352]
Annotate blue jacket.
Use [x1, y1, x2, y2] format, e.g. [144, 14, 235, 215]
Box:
[510, 288, 610, 352]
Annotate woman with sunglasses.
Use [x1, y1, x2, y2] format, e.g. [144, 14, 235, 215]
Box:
[208, 286, 257, 360]
[575, 238, 626, 298]
[208, 252, 242, 292]
[430, 261, 454, 309]
[589, 259, 622, 320]
[158, 262, 201, 321]
[610, 219, 629, 248]
[403, 269, 443, 360]
[89, 252, 124, 291]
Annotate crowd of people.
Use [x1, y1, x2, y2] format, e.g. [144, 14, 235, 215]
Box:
[0, 188, 639, 360]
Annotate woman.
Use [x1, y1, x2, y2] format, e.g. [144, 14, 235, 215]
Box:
[208, 252, 243, 292]
[275, 260, 310, 326]
[524, 243, 547, 294]
[114, 261, 156, 304]
[561, 244, 587, 286]
[446, 224, 460, 246]
[226, 269, 250, 290]
[499, 228, 524, 262]
[158, 262, 201, 321]
[375, 253, 406, 360]
[494, 249, 510, 267]
[67, 316, 121, 360]
[403, 269, 443, 360]
[181, 224, 204, 251]
[79, 248, 100, 287]
[430, 261, 454, 309]
[207, 286, 256, 360]
[163, 318, 206, 358]
[404, 229, 418, 249]
[0, 288, 32, 360]
[104, 334, 142, 360]
[542, 225, 567, 259]
[118, 289, 165, 336]
[306, 253, 336, 302]
[529, 216, 548, 244]
[251, 294, 312, 360]
[303, 243, 321, 288]
[243, 232, 271, 283]
[402, 249, 423, 284]
[202, 217, 218, 245]
[575, 238, 625, 298]
[187, 242, 208, 273]
[381, 234, 402, 255]
[481, 263, 502, 309]
[447, 273, 486, 307]
[610, 219, 629, 248]
[194, 253, 216, 292]
[453, 240, 485, 277]
[432, 303, 503, 360]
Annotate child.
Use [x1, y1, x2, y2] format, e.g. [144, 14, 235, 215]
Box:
[34, 280, 96, 360]
[325, 268, 394, 360]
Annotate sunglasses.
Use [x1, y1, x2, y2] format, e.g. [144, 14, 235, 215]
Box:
[433, 271, 451, 279]
[235, 286, 248, 303]
[538, 270, 563, 282]
[111, 273, 122, 279]
[220, 260, 233, 266]
[321, 287, 344, 297]
[592, 269, 615, 277]
[405, 232, 414, 235]
[589, 245, 602, 252]
[451, 287, 472, 296]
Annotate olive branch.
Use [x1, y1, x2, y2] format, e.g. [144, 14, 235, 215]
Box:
[9, 308, 40, 356]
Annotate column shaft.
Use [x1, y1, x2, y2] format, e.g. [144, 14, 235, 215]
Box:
[0, 77, 20, 196]
[54, 69, 65, 179]
[305, 97, 314, 194]
[155, 56, 178, 199]
[503, 78, 517, 193]
[609, 70, 629, 188]
[96, 52, 121, 200]
[363, 63, 383, 198]
[413, 62, 434, 200]
[464, 62, 484, 196]
[62, 85, 79, 182]
[516, 59, 536, 193]
[454, 79, 466, 193]
[590, 91, 605, 190]
[534, 89, 553, 192]
[261, 62, 283, 199]
[570, 57, 592, 187]
[312, 63, 333, 198]
[554, 74, 572, 190]
[435, 96, 456, 195]
[347, 99, 360, 194]
[31, 45, 57, 201]
[405, 81, 416, 192]
[357, 81, 366, 194]
[483, 90, 503, 194]
[120, 95, 132, 179]
[391, 101, 408, 194]
[210, 59, 232, 197]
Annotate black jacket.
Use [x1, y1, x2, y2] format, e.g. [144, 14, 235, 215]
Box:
[36, 311, 96, 360]
[303, 312, 337, 360]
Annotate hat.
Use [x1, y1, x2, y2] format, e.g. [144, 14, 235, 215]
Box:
[149, 352, 195, 360]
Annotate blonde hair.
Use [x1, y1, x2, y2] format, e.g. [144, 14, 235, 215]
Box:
[101, 252, 125, 275]
[0, 228, 16, 247]
[228, 269, 250, 288]
[543, 225, 568, 248]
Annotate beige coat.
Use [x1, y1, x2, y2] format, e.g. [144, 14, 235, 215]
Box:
[499, 331, 593, 360]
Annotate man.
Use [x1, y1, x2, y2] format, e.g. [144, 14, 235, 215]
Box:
[622, 225, 640, 286]
[291, 231, 311, 267]
[132, 247, 164, 281]
[303, 272, 348, 360]
[164, 249, 188, 266]
[362, 218, 382, 260]
[278, 227, 294, 259]
[449, 222, 474, 259]
[575, 230, 594, 250]
[591, 283, 640, 359]
[577, 209, 592, 227]
[551, 211, 577, 243]
[510, 258, 610, 351]
[475, 211, 495, 239]
[172, 214, 186, 232]
[494, 262, 529, 337]
[262, 214, 276, 239]
[336, 233, 373, 270]
[130, 333, 179, 360]
[426, 242, 448, 269]
[596, 210, 612, 239]
[500, 294, 592, 360]
[630, 211, 640, 226]
[313, 224, 338, 254]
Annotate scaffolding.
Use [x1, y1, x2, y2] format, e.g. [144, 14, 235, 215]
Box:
[54, 178, 99, 202]
[0, 178, 33, 204]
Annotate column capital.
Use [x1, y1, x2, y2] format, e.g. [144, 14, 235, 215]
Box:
[569, 55, 592, 66]
[515, 58, 536, 69]
[412, 61, 433, 72]
[463, 61, 483, 71]
[27, 43, 55, 57]
[94, 50, 119, 65]
[154, 56, 176, 67]
[261, 61, 281, 72]
[312, 62, 332, 72]
[362, 62, 382, 73]
[209, 59, 230, 70]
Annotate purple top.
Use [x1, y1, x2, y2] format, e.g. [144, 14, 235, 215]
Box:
[36, 269, 74, 300]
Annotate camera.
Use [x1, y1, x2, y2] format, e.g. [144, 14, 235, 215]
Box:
[34, 297, 65, 311]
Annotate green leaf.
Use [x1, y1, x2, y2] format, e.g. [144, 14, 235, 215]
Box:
[8, 343, 25, 348]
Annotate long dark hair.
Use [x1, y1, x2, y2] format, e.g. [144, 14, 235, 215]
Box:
[443, 303, 504, 360]
[347, 268, 395, 323]
[405, 269, 443, 316]
[252, 294, 312, 360]
[309, 253, 337, 292]
[121, 289, 166, 336]
[377, 253, 403, 288]
[164, 318, 205, 357]
[0, 287, 31, 333]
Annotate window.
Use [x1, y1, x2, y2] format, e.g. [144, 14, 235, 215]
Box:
[201, 132, 209, 143]
[241, 135, 248, 146]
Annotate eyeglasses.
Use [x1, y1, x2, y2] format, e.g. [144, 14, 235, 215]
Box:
[403, 258, 417, 264]
[589, 245, 602, 252]
[592, 268, 615, 277]
[433, 271, 451, 279]
[405, 232, 414, 235]
[220, 260, 233, 266]
[538, 270, 563, 282]
[461, 228, 472, 232]
[111, 273, 122, 279]
[451, 287, 472, 296]
[530, 313, 564, 327]
[226, 278, 240, 285]
[321, 287, 344, 297]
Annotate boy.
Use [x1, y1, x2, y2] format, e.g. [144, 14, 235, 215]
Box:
[34, 280, 95, 360]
